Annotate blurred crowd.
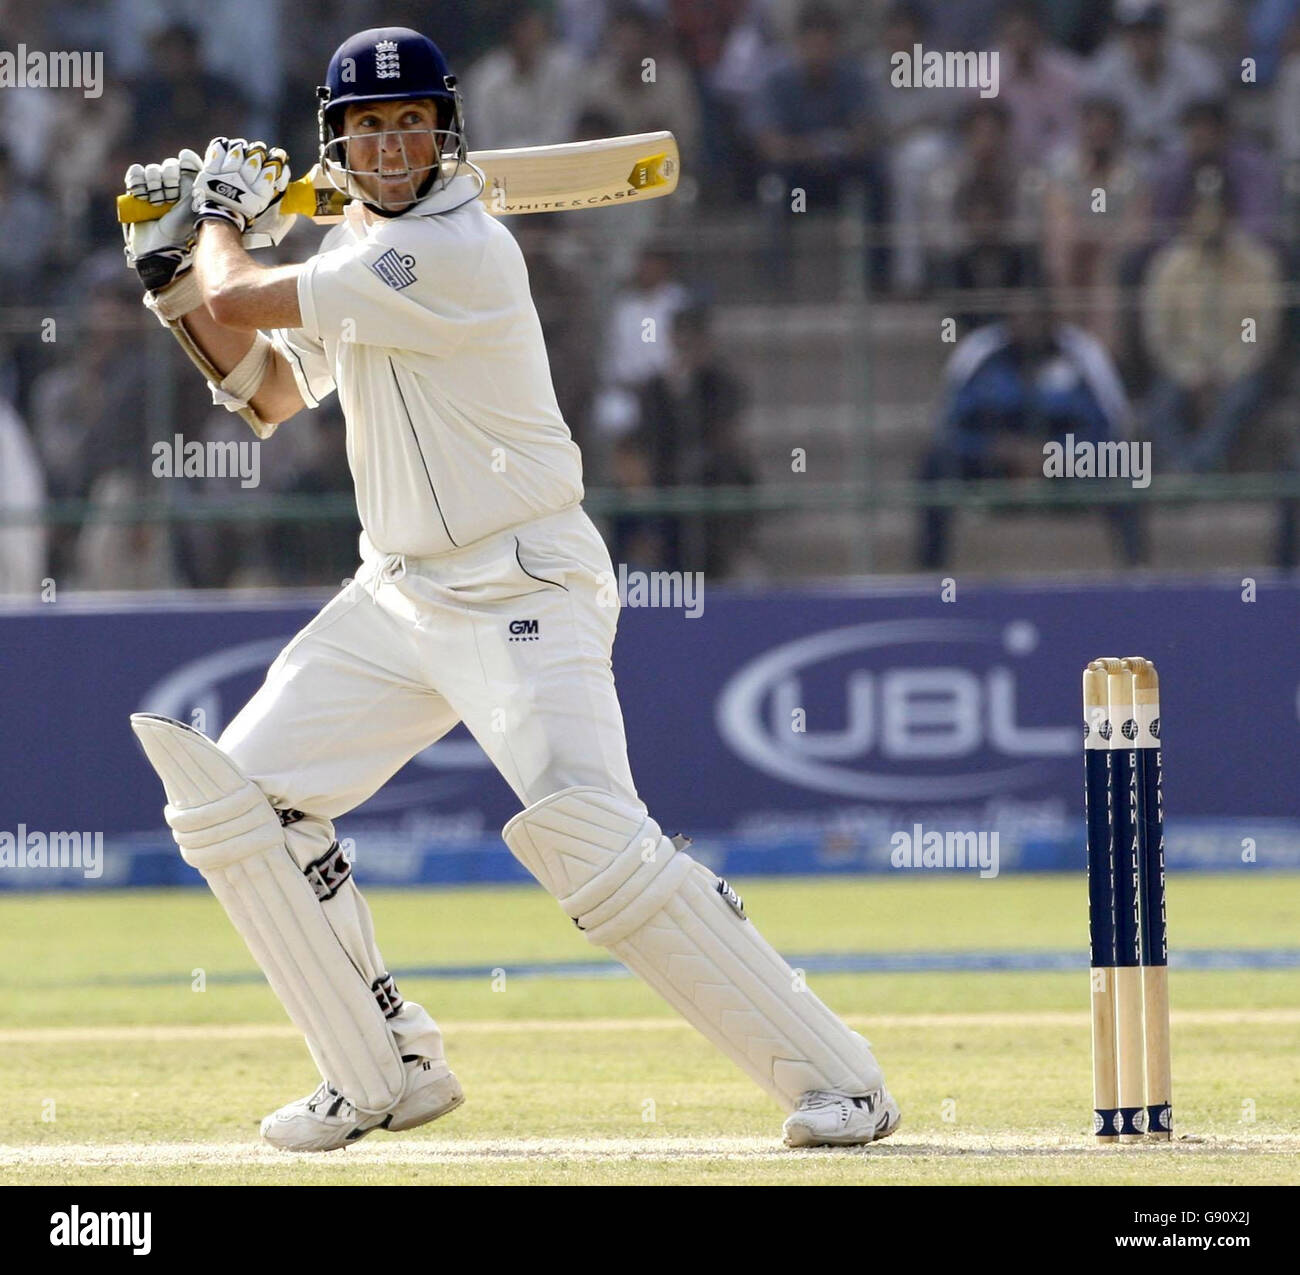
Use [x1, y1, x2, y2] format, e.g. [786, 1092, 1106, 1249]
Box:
[2, 0, 1300, 592]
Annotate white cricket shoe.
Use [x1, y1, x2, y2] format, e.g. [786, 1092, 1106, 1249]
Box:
[782, 1086, 901, 1148]
[260, 1055, 464, 1153]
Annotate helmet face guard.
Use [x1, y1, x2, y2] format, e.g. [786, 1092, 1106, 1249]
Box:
[320, 120, 466, 213]
[317, 27, 469, 215]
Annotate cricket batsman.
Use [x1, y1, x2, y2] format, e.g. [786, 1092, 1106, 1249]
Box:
[121, 26, 898, 1152]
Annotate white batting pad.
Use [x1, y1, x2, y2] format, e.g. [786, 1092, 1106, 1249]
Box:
[503, 787, 883, 1110]
[130, 713, 405, 1114]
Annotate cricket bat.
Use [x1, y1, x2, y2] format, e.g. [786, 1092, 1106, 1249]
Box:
[117, 131, 679, 225]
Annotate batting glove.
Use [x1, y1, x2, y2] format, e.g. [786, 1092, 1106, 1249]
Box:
[192, 138, 290, 234]
[122, 149, 203, 293]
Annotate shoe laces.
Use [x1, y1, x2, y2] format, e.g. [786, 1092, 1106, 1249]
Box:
[305, 1082, 355, 1119]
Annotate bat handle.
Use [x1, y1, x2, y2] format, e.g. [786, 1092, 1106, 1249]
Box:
[116, 190, 165, 224]
[115, 174, 320, 225]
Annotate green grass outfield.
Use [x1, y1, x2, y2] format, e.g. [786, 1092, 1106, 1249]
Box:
[1, 873, 1298, 1185]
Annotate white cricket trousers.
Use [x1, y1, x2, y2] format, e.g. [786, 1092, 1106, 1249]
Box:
[219, 504, 642, 1063]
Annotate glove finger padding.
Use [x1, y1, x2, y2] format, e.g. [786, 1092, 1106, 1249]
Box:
[205, 135, 238, 168]
[123, 162, 147, 200]
[123, 148, 204, 291]
[242, 147, 295, 249]
[158, 155, 183, 203]
[125, 148, 202, 206]
[194, 137, 291, 233]
[262, 146, 288, 185]
[143, 162, 165, 201]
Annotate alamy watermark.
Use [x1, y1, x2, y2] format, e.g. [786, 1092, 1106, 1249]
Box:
[597, 564, 704, 618]
[1043, 433, 1151, 489]
[0, 826, 102, 878]
[890, 45, 999, 98]
[0, 47, 103, 98]
[890, 822, 1000, 878]
[50, 1208, 150, 1256]
[152, 434, 261, 488]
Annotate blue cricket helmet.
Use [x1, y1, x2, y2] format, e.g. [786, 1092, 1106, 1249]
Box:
[317, 27, 465, 158]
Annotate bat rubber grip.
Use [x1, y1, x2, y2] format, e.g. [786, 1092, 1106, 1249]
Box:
[116, 174, 318, 224]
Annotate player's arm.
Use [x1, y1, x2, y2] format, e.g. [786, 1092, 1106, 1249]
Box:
[184, 219, 305, 423]
[188, 137, 306, 337]
[123, 142, 308, 432]
[193, 220, 302, 331]
[184, 139, 312, 420]
[180, 300, 304, 426]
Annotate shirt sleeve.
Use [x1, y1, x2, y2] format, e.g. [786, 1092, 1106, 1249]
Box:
[267, 325, 336, 409]
[296, 229, 484, 359]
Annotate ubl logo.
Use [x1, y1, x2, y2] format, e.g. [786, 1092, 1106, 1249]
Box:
[717, 620, 1075, 800]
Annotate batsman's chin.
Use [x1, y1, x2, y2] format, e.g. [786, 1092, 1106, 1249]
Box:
[357, 182, 420, 213]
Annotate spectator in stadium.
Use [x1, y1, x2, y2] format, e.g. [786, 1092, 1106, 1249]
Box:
[1250, 0, 1300, 86]
[929, 100, 1043, 298]
[0, 138, 55, 418]
[70, 469, 176, 592]
[1158, 0, 1246, 83]
[1086, 1, 1224, 163]
[29, 254, 151, 578]
[462, 3, 583, 149]
[512, 216, 600, 453]
[0, 8, 55, 183]
[636, 307, 756, 577]
[943, 179, 1042, 332]
[578, 4, 702, 170]
[1273, 18, 1300, 170]
[1042, 94, 1151, 355]
[868, 1, 958, 294]
[741, 1, 879, 213]
[35, 76, 132, 264]
[129, 23, 253, 162]
[1150, 97, 1281, 249]
[557, 0, 612, 62]
[1140, 187, 1283, 473]
[670, 0, 780, 202]
[264, 400, 359, 586]
[924, 0, 1004, 51]
[916, 287, 1141, 567]
[1036, 0, 1118, 57]
[49, 0, 281, 139]
[0, 382, 44, 597]
[995, 0, 1084, 166]
[553, 107, 670, 343]
[0, 142, 53, 300]
[169, 409, 275, 590]
[606, 433, 678, 572]
[591, 246, 693, 483]
[670, 0, 773, 88]
[600, 247, 693, 393]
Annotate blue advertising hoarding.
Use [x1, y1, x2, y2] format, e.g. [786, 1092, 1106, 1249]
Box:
[1, 575, 1297, 887]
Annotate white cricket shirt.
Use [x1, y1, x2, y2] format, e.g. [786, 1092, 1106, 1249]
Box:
[268, 173, 584, 557]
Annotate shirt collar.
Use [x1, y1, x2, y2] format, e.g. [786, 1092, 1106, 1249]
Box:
[345, 171, 483, 234]
[391, 171, 483, 219]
